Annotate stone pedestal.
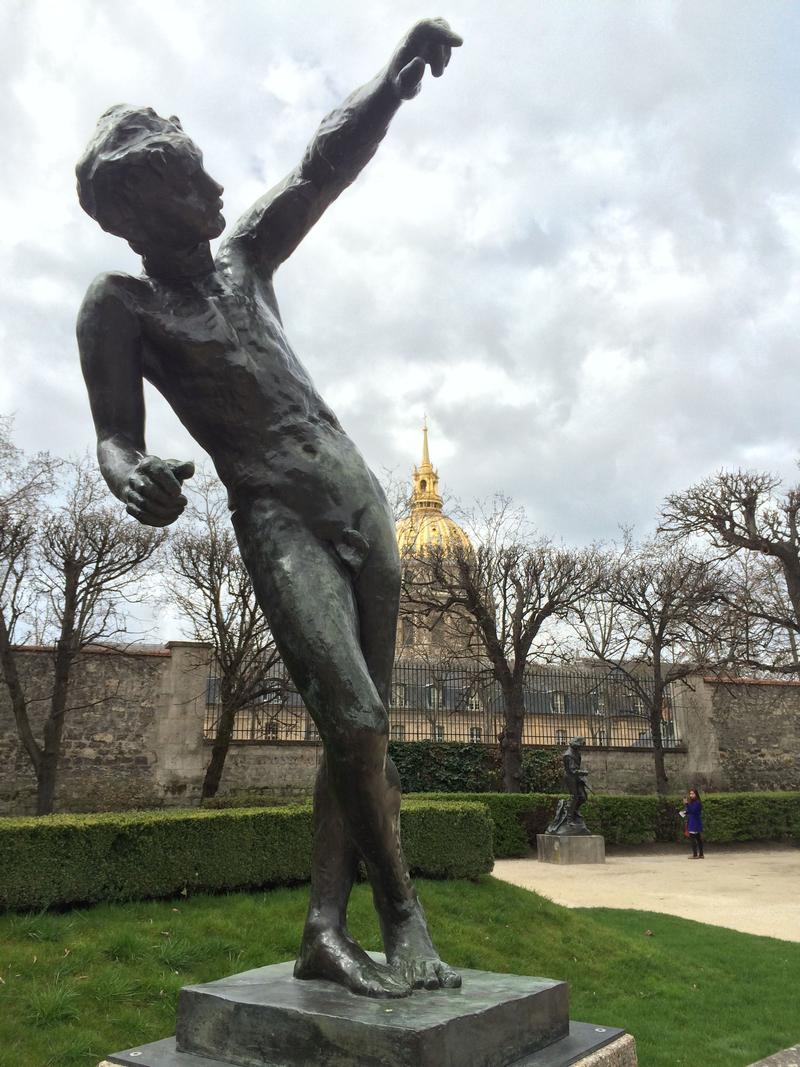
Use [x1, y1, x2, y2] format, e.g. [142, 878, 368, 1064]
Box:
[99, 956, 632, 1067]
[537, 834, 606, 865]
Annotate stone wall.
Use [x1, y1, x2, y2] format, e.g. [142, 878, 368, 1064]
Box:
[0, 642, 211, 814]
[705, 676, 800, 791]
[1, 647, 799, 814]
[579, 748, 688, 795]
[0, 645, 170, 815]
[220, 743, 320, 800]
[0, 642, 320, 815]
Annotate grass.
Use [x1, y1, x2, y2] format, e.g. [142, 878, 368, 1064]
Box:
[0, 879, 798, 1066]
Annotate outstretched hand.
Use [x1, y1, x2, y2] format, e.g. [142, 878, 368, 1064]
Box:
[389, 18, 463, 100]
[124, 455, 195, 527]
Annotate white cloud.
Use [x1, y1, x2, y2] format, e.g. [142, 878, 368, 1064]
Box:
[1, 0, 799, 586]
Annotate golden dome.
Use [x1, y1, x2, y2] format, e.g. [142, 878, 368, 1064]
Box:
[396, 421, 471, 555]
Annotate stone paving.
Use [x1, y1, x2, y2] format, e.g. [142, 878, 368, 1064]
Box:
[492, 842, 800, 942]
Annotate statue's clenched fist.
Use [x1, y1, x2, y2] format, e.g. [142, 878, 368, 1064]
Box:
[123, 455, 194, 527]
[389, 18, 463, 100]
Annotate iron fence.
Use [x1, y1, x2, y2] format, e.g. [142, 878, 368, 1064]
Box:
[204, 659, 682, 751]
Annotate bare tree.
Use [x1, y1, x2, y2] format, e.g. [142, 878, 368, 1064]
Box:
[165, 471, 283, 799]
[573, 534, 726, 794]
[401, 496, 606, 791]
[661, 469, 800, 674]
[0, 420, 58, 803]
[0, 446, 165, 814]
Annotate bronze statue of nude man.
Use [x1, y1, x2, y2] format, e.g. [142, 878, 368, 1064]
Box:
[75, 19, 462, 999]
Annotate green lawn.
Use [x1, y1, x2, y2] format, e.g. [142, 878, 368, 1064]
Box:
[0, 878, 797, 1067]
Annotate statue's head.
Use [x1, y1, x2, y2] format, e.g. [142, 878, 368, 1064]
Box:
[569, 736, 585, 748]
[76, 106, 225, 253]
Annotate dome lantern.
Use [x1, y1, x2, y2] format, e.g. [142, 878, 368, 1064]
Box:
[396, 420, 471, 555]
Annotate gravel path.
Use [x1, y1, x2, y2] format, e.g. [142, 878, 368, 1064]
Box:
[492, 843, 800, 941]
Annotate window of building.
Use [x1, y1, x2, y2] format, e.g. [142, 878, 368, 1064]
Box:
[551, 691, 566, 715]
[469, 726, 483, 743]
[426, 684, 443, 710]
[206, 676, 221, 706]
[466, 690, 482, 713]
[304, 718, 319, 742]
[391, 684, 407, 708]
[431, 723, 444, 742]
[555, 729, 567, 745]
[265, 720, 279, 741]
[391, 724, 406, 741]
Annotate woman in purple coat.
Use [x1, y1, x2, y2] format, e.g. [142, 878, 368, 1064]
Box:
[684, 788, 704, 858]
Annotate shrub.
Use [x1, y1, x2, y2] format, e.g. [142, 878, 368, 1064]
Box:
[520, 749, 564, 793]
[0, 801, 492, 911]
[582, 795, 665, 845]
[698, 792, 800, 843]
[408, 792, 552, 857]
[409, 791, 661, 856]
[402, 800, 493, 879]
[389, 741, 563, 794]
[390, 742, 503, 792]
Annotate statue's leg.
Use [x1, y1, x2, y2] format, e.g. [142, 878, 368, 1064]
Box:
[351, 511, 461, 990]
[231, 504, 410, 996]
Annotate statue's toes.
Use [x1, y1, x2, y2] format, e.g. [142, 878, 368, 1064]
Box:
[367, 968, 412, 998]
[406, 957, 457, 989]
[436, 961, 462, 988]
[420, 960, 441, 990]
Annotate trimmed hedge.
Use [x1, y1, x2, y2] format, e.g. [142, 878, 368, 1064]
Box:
[402, 800, 493, 879]
[410, 791, 800, 857]
[408, 793, 548, 857]
[0, 800, 493, 911]
[699, 792, 800, 843]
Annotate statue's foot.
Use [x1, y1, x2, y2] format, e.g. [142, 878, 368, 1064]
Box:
[384, 902, 461, 990]
[294, 924, 412, 999]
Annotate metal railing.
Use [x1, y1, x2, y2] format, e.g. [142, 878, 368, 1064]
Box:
[203, 659, 681, 750]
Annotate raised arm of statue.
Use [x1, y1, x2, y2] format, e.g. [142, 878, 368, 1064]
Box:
[222, 18, 462, 278]
[77, 274, 194, 527]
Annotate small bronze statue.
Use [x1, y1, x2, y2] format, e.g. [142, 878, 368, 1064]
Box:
[546, 737, 592, 836]
[76, 19, 462, 998]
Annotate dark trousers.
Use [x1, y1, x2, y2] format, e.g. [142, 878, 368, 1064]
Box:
[689, 832, 704, 857]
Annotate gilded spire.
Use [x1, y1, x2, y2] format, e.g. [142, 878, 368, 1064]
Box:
[421, 415, 431, 467]
[410, 420, 442, 513]
[395, 419, 471, 554]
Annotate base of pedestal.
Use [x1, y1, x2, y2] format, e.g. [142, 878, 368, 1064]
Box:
[99, 956, 629, 1067]
[537, 834, 606, 864]
[100, 1022, 633, 1067]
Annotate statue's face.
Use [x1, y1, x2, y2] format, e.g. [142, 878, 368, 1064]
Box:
[121, 135, 225, 249]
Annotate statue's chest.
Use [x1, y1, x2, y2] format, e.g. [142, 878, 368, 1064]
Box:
[143, 285, 262, 358]
[142, 283, 290, 379]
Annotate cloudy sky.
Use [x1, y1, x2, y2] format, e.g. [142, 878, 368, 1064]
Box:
[3, 0, 800, 551]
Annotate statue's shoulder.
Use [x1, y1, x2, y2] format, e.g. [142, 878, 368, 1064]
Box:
[78, 271, 149, 322]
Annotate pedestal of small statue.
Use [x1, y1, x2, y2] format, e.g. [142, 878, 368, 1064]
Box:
[98, 956, 634, 1067]
[537, 833, 606, 865]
